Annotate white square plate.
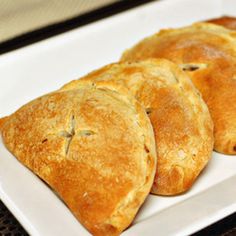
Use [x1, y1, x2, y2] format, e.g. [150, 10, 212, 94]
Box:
[0, 0, 236, 235]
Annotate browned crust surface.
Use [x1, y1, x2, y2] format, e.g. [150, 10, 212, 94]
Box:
[207, 16, 236, 30]
[121, 23, 236, 155]
[62, 59, 214, 195]
[0, 117, 8, 131]
[1, 82, 156, 235]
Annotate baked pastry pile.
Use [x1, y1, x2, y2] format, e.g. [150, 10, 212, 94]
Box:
[0, 15, 235, 236]
[122, 22, 236, 154]
[64, 59, 213, 196]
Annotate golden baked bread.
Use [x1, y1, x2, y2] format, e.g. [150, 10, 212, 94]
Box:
[62, 59, 214, 195]
[207, 16, 236, 30]
[121, 23, 236, 154]
[0, 81, 156, 235]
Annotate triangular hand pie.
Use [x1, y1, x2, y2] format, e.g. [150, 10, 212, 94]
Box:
[1, 82, 156, 235]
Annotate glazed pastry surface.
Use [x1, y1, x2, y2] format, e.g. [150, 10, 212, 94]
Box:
[207, 16, 236, 30]
[63, 59, 214, 195]
[121, 23, 236, 154]
[1, 81, 156, 235]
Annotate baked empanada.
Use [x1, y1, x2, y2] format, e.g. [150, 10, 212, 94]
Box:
[121, 23, 236, 154]
[0, 82, 156, 235]
[62, 59, 214, 195]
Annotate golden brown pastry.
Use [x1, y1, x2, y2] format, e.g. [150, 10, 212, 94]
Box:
[0, 81, 156, 235]
[62, 59, 214, 195]
[207, 16, 236, 30]
[121, 23, 236, 155]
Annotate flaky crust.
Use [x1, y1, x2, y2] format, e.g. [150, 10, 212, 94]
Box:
[207, 16, 236, 30]
[121, 23, 236, 155]
[62, 59, 214, 195]
[1, 82, 156, 235]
